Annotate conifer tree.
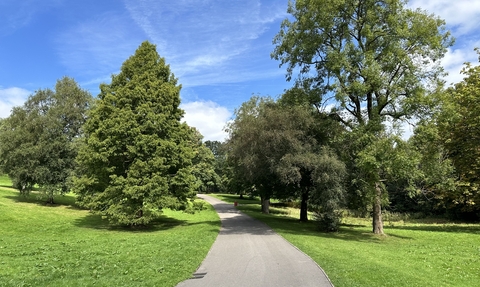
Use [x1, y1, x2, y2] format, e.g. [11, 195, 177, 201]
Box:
[73, 41, 197, 226]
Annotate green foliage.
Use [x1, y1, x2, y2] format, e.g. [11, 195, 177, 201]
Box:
[405, 120, 457, 215]
[310, 148, 347, 232]
[272, 0, 453, 126]
[72, 41, 197, 226]
[272, 0, 453, 233]
[0, 77, 92, 203]
[204, 140, 229, 193]
[435, 49, 480, 219]
[226, 96, 345, 219]
[225, 96, 281, 212]
[189, 129, 221, 193]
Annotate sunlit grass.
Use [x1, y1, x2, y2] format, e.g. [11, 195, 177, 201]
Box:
[212, 193, 480, 287]
[0, 175, 220, 287]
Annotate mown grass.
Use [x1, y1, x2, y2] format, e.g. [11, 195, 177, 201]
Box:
[0, 176, 220, 287]
[212, 194, 480, 287]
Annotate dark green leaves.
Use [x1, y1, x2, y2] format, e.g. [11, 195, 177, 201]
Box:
[72, 41, 197, 226]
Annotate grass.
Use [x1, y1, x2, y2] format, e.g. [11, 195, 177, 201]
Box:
[211, 193, 480, 287]
[0, 175, 220, 287]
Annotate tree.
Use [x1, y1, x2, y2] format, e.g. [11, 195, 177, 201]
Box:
[309, 147, 347, 232]
[204, 140, 230, 193]
[0, 77, 92, 203]
[226, 96, 346, 221]
[407, 119, 456, 216]
[272, 0, 453, 234]
[226, 97, 281, 213]
[189, 129, 221, 193]
[72, 41, 197, 226]
[436, 49, 480, 219]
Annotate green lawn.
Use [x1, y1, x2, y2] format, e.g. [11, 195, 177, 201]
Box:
[211, 194, 480, 287]
[0, 176, 220, 287]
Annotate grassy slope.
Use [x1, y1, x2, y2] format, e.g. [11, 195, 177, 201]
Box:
[0, 176, 220, 287]
[212, 194, 480, 287]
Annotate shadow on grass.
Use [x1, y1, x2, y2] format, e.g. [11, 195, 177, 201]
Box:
[386, 224, 480, 234]
[5, 193, 81, 209]
[73, 214, 190, 232]
[73, 213, 220, 233]
[245, 212, 400, 243]
[218, 201, 414, 242]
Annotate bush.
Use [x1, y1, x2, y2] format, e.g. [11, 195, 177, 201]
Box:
[314, 210, 342, 232]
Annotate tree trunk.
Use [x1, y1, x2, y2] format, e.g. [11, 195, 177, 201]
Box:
[300, 191, 309, 222]
[261, 196, 270, 214]
[46, 195, 54, 204]
[372, 182, 384, 234]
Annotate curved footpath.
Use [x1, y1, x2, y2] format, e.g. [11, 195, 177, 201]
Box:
[176, 194, 333, 287]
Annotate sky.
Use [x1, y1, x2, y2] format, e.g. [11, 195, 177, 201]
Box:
[1, 0, 480, 141]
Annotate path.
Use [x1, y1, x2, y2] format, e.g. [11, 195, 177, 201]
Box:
[176, 194, 333, 287]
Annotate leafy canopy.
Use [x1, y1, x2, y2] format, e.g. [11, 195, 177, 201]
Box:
[272, 0, 453, 127]
[0, 77, 92, 203]
[272, 0, 453, 234]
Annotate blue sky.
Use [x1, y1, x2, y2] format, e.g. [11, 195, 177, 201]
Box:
[1, 0, 479, 141]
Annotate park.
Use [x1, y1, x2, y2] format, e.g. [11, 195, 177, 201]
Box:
[1, 0, 480, 286]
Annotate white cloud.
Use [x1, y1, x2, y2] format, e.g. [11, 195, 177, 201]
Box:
[408, 1, 480, 85]
[441, 46, 480, 85]
[409, 0, 480, 36]
[181, 101, 232, 142]
[0, 87, 30, 118]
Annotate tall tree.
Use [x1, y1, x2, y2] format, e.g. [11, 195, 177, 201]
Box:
[226, 97, 280, 213]
[0, 77, 92, 203]
[272, 0, 453, 234]
[436, 49, 480, 219]
[226, 96, 345, 221]
[72, 41, 197, 226]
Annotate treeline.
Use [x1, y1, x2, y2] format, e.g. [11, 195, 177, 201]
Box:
[0, 42, 219, 226]
[209, 0, 480, 234]
[1, 0, 479, 235]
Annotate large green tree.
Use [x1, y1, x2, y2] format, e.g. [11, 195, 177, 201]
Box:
[226, 97, 281, 213]
[226, 96, 345, 222]
[436, 50, 480, 219]
[0, 77, 92, 203]
[272, 0, 453, 234]
[72, 41, 197, 226]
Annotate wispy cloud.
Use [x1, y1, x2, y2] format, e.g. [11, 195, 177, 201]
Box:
[181, 101, 232, 141]
[0, 0, 63, 35]
[55, 12, 145, 80]
[124, 0, 287, 86]
[0, 87, 30, 118]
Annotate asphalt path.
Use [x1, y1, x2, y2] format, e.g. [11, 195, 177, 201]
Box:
[176, 194, 333, 287]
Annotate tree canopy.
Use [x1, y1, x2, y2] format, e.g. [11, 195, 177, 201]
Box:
[436, 49, 480, 218]
[0, 77, 92, 203]
[272, 0, 454, 233]
[72, 41, 197, 226]
[226, 96, 346, 225]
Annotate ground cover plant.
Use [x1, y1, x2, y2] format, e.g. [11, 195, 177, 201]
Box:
[0, 175, 220, 287]
[212, 194, 480, 287]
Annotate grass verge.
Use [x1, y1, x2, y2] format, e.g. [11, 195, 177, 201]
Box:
[0, 176, 220, 287]
[211, 193, 480, 287]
